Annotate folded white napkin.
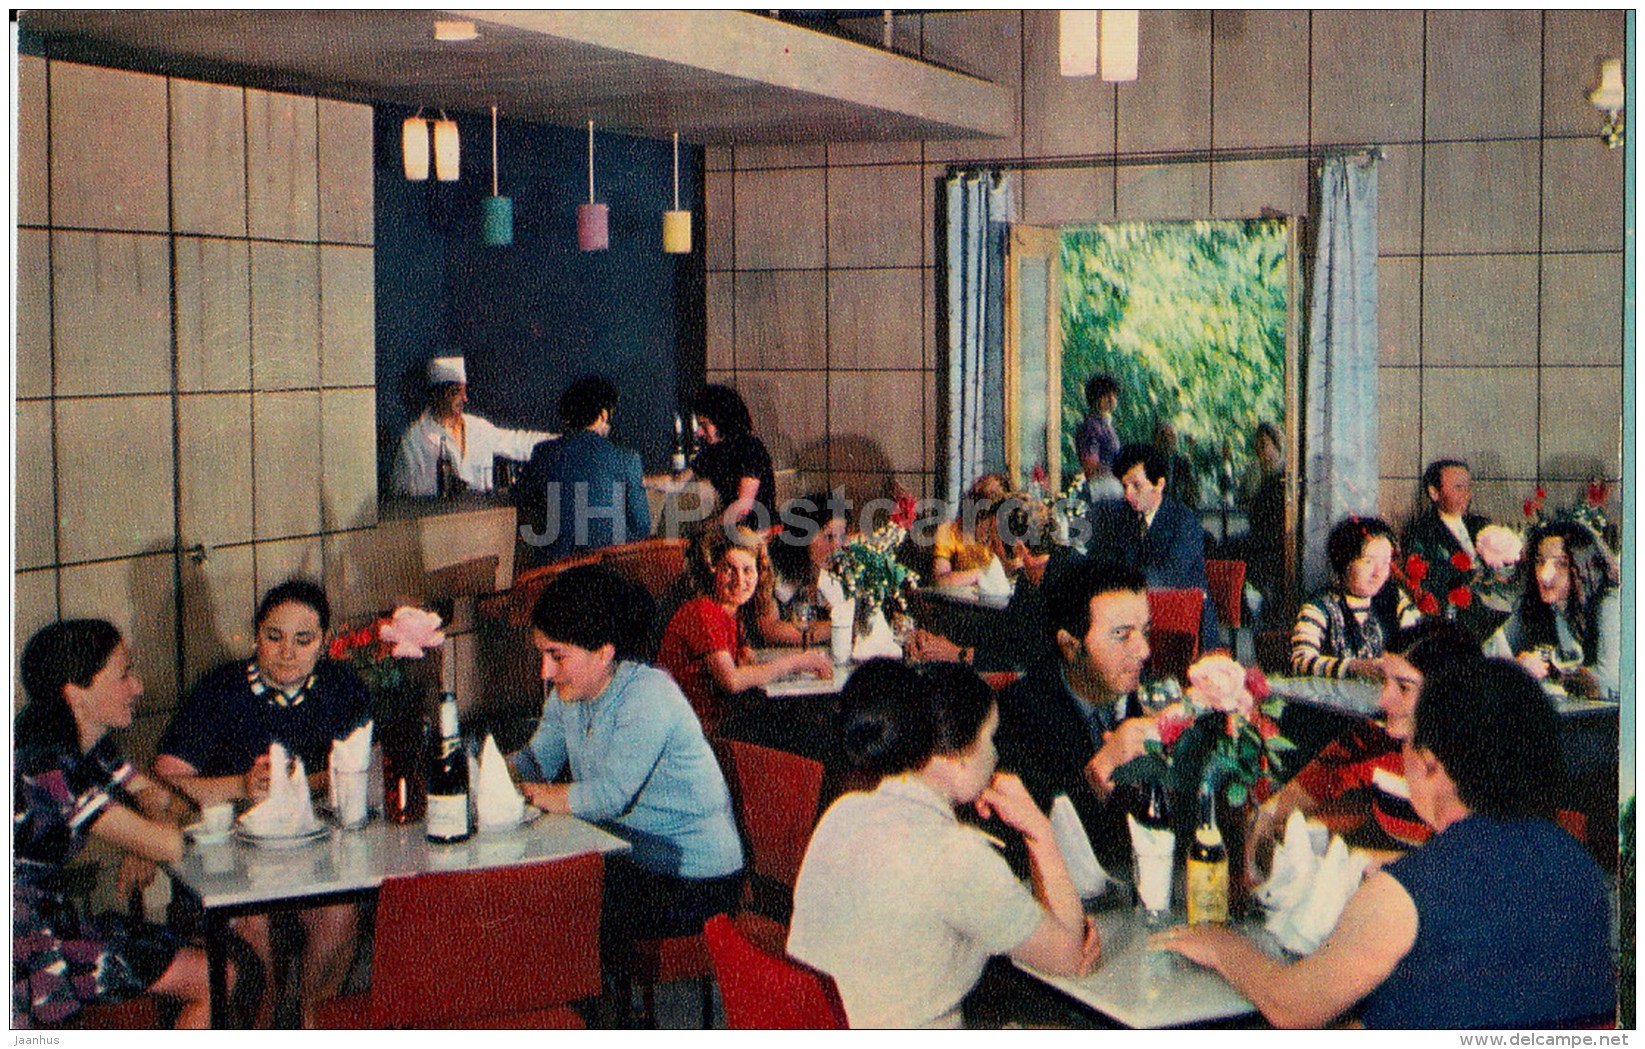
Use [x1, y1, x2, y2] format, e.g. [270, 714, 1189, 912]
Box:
[1126, 814, 1176, 912]
[1257, 811, 1370, 955]
[977, 556, 1013, 598]
[1051, 794, 1110, 898]
[816, 570, 847, 615]
[240, 742, 322, 837]
[475, 733, 526, 829]
[329, 720, 373, 772]
[852, 608, 903, 661]
[327, 721, 373, 824]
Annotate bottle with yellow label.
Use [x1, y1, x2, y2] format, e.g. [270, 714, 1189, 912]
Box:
[1186, 781, 1229, 925]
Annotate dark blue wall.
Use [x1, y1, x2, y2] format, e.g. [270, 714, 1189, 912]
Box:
[374, 106, 705, 485]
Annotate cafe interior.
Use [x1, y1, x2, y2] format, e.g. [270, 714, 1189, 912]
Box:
[11, 9, 1634, 1033]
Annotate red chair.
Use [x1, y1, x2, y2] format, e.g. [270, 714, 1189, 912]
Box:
[1146, 588, 1205, 677]
[599, 538, 689, 602]
[313, 853, 603, 1029]
[704, 914, 848, 1029]
[1205, 559, 1246, 631]
[476, 554, 603, 628]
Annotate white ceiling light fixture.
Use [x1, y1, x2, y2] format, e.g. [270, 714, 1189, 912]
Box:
[1059, 11, 1098, 78]
[433, 19, 477, 42]
[1100, 10, 1139, 83]
[432, 110, 460, 181]
[402, 107, 429, 180]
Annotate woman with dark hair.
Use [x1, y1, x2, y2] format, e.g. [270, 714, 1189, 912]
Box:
[1156, 659, 1615, 1028]
[687, 383, 777, 528]
[15, 620, 218, 1028]
[509, 565, 743, 983]
[657, 527, 831, 734]
[1291, 516, 1421, 679]
[786, 660, 1099, 1028]
[154, 578, 369, 1027]
[1489, 519, 1620, 699]
[759, 492, 851, 646]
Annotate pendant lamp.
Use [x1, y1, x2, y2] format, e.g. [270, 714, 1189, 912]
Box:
[577, 120, 609, 251]
[481, 106, 513, 246]
[402, 107, 430, 180]
[662, 131, 692, 254]
[432, 110, 460, 181]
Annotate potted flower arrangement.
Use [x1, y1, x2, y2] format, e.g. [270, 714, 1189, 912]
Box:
[831, 522, 919, 621]
[1398, 524, 1523, 642]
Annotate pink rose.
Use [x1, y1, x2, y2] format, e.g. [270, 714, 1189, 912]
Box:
[1186, 653, 1253, 716]
[379, 606, 446, 659]
[1474, 525, 1523, 571]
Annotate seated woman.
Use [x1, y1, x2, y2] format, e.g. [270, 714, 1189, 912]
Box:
[1291, 517, 1421, 680]
[15, 620, 219, 1028]
[787, 660, 1099, 1029]
[1156, 658, 1615, 1028]
[1249, 620, 1481, 872]
[656, 527, 832, 735]
[931, 473, 1025, 587]
[510, 566, 743, 984]
[153, 579, 368, 1027]
[1487, 519, 1620, 699]
[758, 492, 850, 647]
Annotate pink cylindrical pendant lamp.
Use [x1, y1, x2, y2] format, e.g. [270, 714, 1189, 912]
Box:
[578, 119, 609, 251]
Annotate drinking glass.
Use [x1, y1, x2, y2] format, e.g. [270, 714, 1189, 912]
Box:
[793, 599, 816, 649]
[1133, 835, 1176, 929]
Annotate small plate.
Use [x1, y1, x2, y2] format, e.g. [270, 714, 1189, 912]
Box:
[232, 821, 330, 849]
[475, 804, 545, 835]
[184, 823, 233, 846]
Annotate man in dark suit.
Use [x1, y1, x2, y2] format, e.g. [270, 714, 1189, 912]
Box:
[516, 376, 651, 567]
[1402, 458, 1489, 599]
[993, 559, 1157, 872]
[1090, 443, 1217, 645]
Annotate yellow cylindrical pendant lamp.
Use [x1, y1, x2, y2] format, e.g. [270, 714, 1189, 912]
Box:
[662, 131, 692, 254]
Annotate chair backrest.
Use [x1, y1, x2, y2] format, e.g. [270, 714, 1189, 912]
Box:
[479, 554, 605, 627]
[599, 537, 688, 601]
[715, 739, 824, 891]
[1146, 588, 1205, 656]
[366, 852, 603, 1027]
[704, 914, 849, 1029]
[1204, 559, 1246, 630]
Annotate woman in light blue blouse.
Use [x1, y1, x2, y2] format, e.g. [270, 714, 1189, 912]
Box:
[510, 565, 743, 971]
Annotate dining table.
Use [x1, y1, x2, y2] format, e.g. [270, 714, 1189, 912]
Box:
[168, 811, 629, 1027]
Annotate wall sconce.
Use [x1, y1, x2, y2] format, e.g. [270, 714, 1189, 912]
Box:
[432, 111, 460, 181]
[1100, 11, 1139, 83]
[402, 108, 430, 180]
[1590, 58, 1625, 149]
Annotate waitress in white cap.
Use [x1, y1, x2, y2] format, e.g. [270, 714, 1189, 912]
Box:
[391, 356, 557, 497]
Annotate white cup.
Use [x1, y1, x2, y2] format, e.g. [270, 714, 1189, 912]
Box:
[830, 621, 854, 666]
[331, 769, 370, 829]
[201, 802, 235, 836]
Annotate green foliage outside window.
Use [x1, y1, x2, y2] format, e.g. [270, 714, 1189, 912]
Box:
[1060, 220, 1289, 496]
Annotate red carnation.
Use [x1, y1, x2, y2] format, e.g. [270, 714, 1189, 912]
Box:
[1447, 585, 1473, 608]
[1416, 591, 1440, 616]
[891, 493, 917, 529]
[1523, 499, 1538, 517]
[1157, 711, 1193, 748]
[1244, 664, 1270, 703]
[1588, 480, 1610, 506]
[1449, 550, 1473, 572]
[1403, 555, 1429, 586]
[1535, 486, 1547, 500]
[328, 637, 349, 661]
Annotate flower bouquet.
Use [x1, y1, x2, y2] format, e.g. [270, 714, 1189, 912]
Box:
[1111, 653, 1294, 809]
[328, 605, 447, 695]
[1524, 479, 1616, 549]
[830, 523, 919, 619]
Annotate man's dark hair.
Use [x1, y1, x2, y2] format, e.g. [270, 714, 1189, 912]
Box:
[1386, 619, 1484, 678]
[1113, 443, 1167, 485]
[1084, 373, 1119, 410]
[559, 376, 618, 431]
[1413, 659, 1562, 821]
[1422, 458, 1469, 498]
[1043, 557, 1147, 651]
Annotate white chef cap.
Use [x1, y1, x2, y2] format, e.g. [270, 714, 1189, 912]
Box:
[427, 356, 467, 386]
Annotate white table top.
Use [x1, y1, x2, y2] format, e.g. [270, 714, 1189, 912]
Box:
[918, 584, 1014, 610]
[1269, 675, 1620, 720]
[761, 656, 854, 697]
[170, 812, 629, 911]
[1015, 904, 1280, 1029]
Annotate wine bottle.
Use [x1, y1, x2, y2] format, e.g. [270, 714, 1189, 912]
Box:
[425, 693, 472, 843]
[1139, 780, 1171, 832]
[1185, 780, 1228, 925]
[670, 414, 688, 475]
[436, 438, 458, 499]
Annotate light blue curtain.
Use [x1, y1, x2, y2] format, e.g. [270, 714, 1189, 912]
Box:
[944, 171, 1013, 507]
[1302, 154, 1380, 592]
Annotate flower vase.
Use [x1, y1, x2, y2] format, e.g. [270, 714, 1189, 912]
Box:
[1221, 798, 1257, 920]
[377, 680, 428, 823]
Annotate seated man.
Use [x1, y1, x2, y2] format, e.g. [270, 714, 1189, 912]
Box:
[1402, 458, 1488, 599]
[1247, 620, 1482, 873]
[993, 558, 1157, 872]
[515, 375, 651, 568]
[1089, 443, 1217, 645]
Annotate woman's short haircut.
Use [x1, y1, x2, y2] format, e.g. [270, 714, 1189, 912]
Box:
[530, 564, 655, 661]
[256, 578, 331, 633]
[18, 619, 124, 751]
[840, 659, 995, 778]
[1325, 516, 1397, 577]
[691, 384, 753, 440]
[1413, 659, 1562, 821]
[559, 376, 618, 431]
[1043, 557, 1147, 651]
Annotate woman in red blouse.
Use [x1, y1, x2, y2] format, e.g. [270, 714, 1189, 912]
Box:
[657, 528, 832, 734]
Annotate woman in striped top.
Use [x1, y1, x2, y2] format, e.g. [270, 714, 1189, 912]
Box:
[1290, 517, 1421, 679]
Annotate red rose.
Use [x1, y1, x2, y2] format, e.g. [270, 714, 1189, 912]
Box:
[1417, 591, 1440, 616]
[1403, 555, 1428, 586]
[1449, 551, 1473, 572]
[1523, 499, 1538, 517]
[355, 626, 374, 647]
[328, 637, 349, 661]
[1244, 664, 1270, 703]
[1535, 486, 1547, 500]
[892, 493, 917, 529]
[1031, 464, 1048, 487]
[1588, 481, 1610, 506]
[1447, 585, 1473, 608]
[1157, 711, 1193, 748]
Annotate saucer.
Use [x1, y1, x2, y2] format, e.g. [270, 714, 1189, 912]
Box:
[185, 823, 233, 846]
